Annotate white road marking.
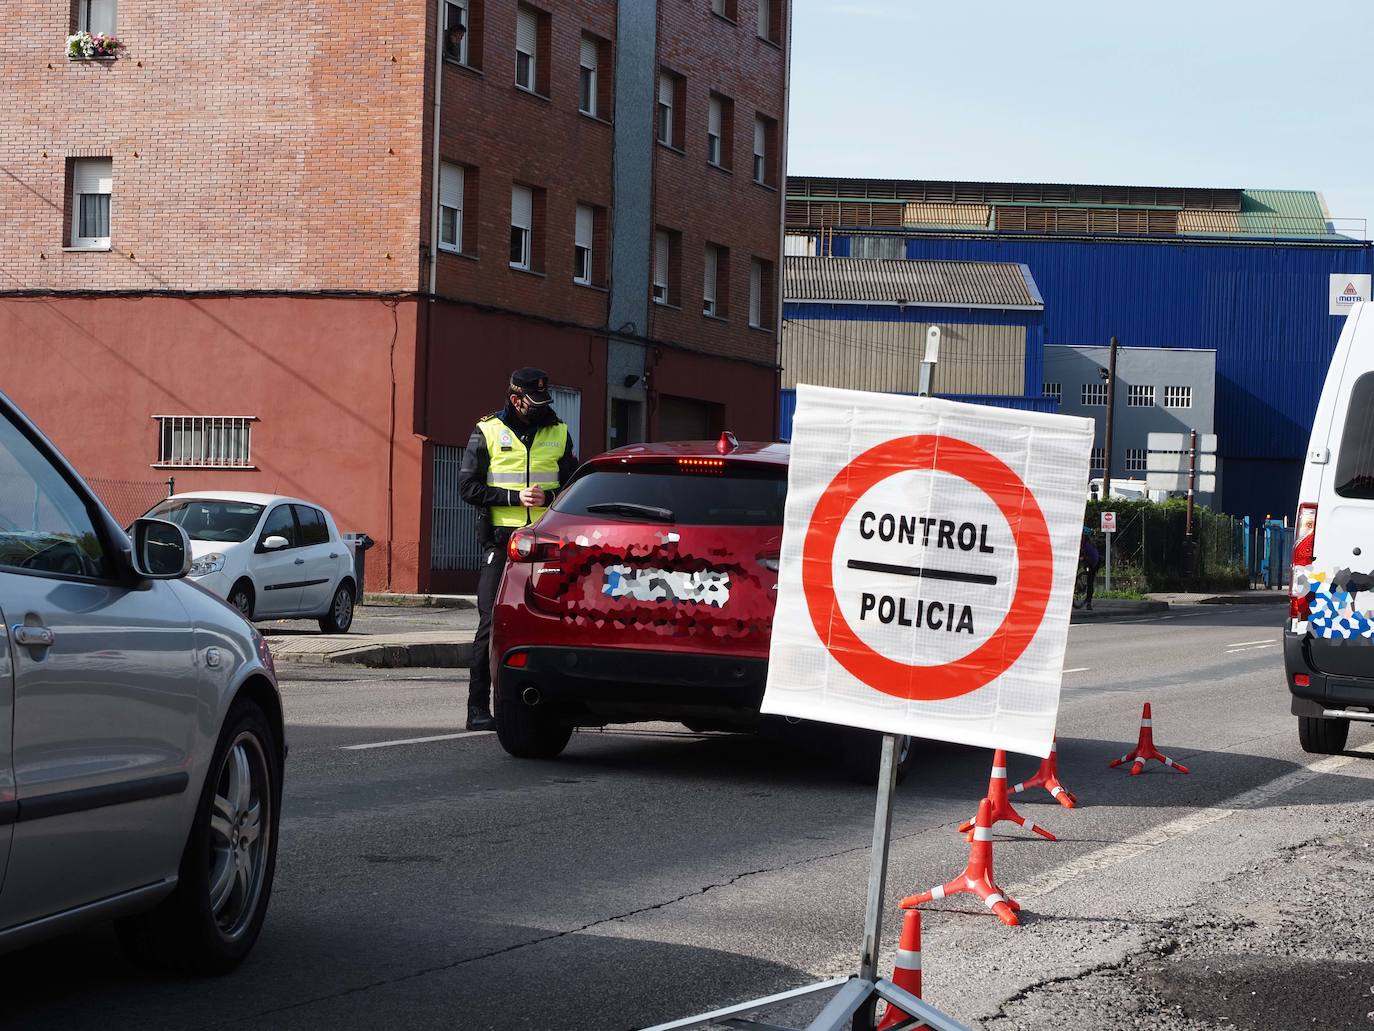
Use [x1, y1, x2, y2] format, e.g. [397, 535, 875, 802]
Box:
[341, 731, 492, 750]
[1019, 741, 1374, 900]
[1229, 638, 1277, 647]
[1226, 643, 1276, 654]
[1063, 667, 1091, 674]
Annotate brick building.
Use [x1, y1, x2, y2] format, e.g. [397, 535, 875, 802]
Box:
[0, 0, 789, 592]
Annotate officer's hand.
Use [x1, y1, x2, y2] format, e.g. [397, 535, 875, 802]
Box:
[519, 487, 547, 507]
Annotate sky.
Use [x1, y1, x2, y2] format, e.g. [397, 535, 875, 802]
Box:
[787, 0, 1374, 235]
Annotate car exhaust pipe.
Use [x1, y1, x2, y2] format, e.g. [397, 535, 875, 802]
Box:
[522, 687, 542, 707]
[1323, 708, 1374, 723]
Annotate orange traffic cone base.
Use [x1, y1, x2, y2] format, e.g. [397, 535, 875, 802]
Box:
[958, 750, 1057, 842]
[1109, 703, 1189, 775]
[902, 799, 1021, 927]
[1011, 737, 1078, 808]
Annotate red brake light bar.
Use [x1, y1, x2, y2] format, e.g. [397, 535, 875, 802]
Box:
[678, 457, 725, 473]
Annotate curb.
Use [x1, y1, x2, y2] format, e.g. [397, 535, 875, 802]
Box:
[274, 641, 473, 668]
[362, 593, 476, 610]
[1070, 601, 1169, 623]
[1194, 593, 1289, 606]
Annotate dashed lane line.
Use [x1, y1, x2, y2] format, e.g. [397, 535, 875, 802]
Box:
[1018, 741, 1374, 901]
[341, 731, 492, 750]
[1229, 638, 1278, 647]
[1063, 667, 1091, 674]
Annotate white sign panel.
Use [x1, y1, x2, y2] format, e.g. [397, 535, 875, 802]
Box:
[1146, 452, 1217, 474]
[1146, 472, 1217, 493]
[1330, 274, 1371, 316]
[762, 384, 1095, 758]
[1101, 511, 1117, 533]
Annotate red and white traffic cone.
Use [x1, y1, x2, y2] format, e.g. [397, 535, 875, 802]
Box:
[876, 908, 925, 1031]
[1109, 702, 1190, 776]
[958, 749, 1056, 841]
[901, 798, 1021, 926]
[1010, 736, 1078, 809]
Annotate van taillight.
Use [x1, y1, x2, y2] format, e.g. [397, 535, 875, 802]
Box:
[1289, 503, 1317, 618]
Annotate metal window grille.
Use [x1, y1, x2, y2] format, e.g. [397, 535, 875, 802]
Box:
[1125, 448, 1147, 472]
[430, 445, 480, 571]
[155, 416, 254, 468]
[1081, 382, 1108, 406]
[1127, 384, 1155, 407]
[1090, 445, 1105, 471]
[1164, 385, 1192, 408]
[1043, 382, 1061, 403]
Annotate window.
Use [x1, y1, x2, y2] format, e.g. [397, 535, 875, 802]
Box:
[69, 157, 112, 249]
[515, 4, 544, 94]
[444, 0, 469, 64]
[1164, 385, 1193, 409]
[749, 257, 774, 329]
[510, 184, 533, 270]
[1127, 384, 1155, 407]
[753, 114, 777, 186]
[1043, 383, 1062, 404]
[439, 162, 464, 254]
[1081, 382, 1108, 406]
[155, 416, 255, 468]
[0, 410, 110, 579]
[145, 499, 265, 543]
[578, 35, 598, 116]
[756, 0, 781, 42]
[574, 203, 593, 284]
[707, 93, 733, 169]
[850, 236, 905, 260]
[259, 506, 297, 549]
[653, 228, 679, 306]
[657, 72, 674, 147]
[79, 0, 117, 35]
[1090, 446, 1106, 471]
[704, 243, 729, 318]
[711, 0, 738, 19]
[1125, 448, 1147, 472]
[1335, 372, 1374, 499]
[553, 466, 787, 527]
[292, 506, 330, 546]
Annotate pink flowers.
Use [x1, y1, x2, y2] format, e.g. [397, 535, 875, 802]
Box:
[66, 31, 124, 59]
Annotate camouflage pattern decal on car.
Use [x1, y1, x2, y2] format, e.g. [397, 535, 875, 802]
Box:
[1292, 567, 1374, 640]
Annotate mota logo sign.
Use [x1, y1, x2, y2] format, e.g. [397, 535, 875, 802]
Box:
[1330, 274, 1372, 315]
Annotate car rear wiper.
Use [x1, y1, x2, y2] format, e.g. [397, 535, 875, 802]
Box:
[584, 502, 676, 522]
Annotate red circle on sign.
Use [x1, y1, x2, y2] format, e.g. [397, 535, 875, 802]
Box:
[801, 434, 1053, 702]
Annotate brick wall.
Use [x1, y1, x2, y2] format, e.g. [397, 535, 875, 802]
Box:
[427, 0, 616, 330]
[0, 2, 427, 291]
[649, 0, 786, 365]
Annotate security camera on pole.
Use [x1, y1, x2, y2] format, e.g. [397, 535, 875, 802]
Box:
[641, 386, 1094, 1031]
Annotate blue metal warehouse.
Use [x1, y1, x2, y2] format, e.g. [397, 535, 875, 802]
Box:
[785, 177, 1374, 519]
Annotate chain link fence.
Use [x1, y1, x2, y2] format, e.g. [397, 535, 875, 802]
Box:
[1084, 498, 1253, 592]
[87, 476, 174, 528]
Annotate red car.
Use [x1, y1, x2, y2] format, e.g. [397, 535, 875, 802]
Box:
[490, 434, 912, 780]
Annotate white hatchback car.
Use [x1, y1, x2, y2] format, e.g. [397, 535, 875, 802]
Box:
[143, 492, 358, 633]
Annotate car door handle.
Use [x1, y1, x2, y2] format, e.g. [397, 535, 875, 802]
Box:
[12, 625, 55, 648]
[329, 552, 339, 559]
[294, 558, 305, 565]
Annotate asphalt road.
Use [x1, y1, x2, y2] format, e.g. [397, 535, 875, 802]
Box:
[5, 604, 1372, 1031]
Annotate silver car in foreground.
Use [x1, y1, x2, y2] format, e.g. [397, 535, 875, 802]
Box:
[0, 389, 284, 972]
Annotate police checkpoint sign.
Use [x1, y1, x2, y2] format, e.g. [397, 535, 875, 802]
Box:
[762, 385, 1095, 758]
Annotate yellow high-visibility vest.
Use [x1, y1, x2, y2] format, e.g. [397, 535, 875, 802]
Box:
[478, 416, 568, 527]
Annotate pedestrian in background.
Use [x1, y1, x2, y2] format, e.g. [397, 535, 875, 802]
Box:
[457, 368, 578, 731]
[1080, 527, 1102, 611]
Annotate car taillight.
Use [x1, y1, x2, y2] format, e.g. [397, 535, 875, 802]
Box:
[1289, 502, 1317, 618]
[508, 529, 563, 564]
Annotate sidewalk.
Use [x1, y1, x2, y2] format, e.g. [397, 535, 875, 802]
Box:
[1146, 588, 1289, 606]
[267, 631, 474, 668]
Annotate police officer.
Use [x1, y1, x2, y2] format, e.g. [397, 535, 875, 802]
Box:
[458, 368, 579, 731]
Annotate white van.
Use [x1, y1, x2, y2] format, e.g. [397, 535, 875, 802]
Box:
[1286, 301, 1374, 753]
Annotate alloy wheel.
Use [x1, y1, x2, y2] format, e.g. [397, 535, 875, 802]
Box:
[333, 587, 354, 631]
[207, 732, 272, 940]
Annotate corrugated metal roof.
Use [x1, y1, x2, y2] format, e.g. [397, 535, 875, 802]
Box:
[785, 256, 1042, 308]
[902, 203, 990, 228]
[1177, 210, 1241, 233]
[1238, 190, 1331, 236]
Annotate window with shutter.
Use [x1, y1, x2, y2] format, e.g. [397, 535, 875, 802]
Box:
[579, 36, 597, 116]
[70, 157, 112, 248]
[753, 117, 766, 184]
[703, 245, 719, 317]
[515, 6, 537, 90]
[707, 96, 722, 166]
[749, 258, 762, 327]
[657, 73, 673, 146]
[574, 203, 593, 284]
[439, 162, 464, 253]
[510, 185, 532, 269]
[653, 230, 669, 304]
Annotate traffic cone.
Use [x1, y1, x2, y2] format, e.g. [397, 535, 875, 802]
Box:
[958, 749, 1056, 841]
[1010, 736, 1078, 809]
[1109, 702, 1190, 776]
[876, 908, 925, 1030]
[901, 798, 1021, 926]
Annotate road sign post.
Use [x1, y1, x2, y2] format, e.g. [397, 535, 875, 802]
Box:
[643, 386, 1093, 1031]
[1101, 511, 1116, 592]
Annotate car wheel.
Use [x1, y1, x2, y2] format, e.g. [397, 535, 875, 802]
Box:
[318, 581, 355, 634]
[840, 729, 917, 786]
[1298, 715, 1349, 755]
[116, 696, 282, 974]
[494, 681, 573, 759]
[229, 580, 255, 621]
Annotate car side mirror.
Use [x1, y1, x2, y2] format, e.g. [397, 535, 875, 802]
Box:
[130, 518, 192, 579]
[261, 535, 290, 551]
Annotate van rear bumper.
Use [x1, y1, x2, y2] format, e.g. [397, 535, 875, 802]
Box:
[1285, 631, 1374, 715]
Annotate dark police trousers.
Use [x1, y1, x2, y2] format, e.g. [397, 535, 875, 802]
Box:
[468, 534, 511, 712]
